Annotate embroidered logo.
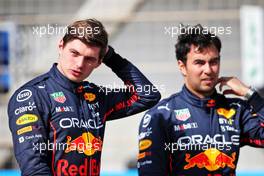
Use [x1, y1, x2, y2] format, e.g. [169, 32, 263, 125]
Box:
[174, 108, 191, 121]
[84, 93, 96, 102]
[50, 91, 66, 103]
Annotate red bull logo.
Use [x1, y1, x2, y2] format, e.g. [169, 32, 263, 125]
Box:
[57, 158, 100, 176]
[207, 99, 216, 107]
[184, 148, 236, 171]
[65, 132, 102, 156]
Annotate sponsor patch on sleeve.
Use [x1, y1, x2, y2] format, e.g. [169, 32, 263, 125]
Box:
[16, 114, 38, 125]
[17, 126, 33, 135]
[139, 139, 152, 151]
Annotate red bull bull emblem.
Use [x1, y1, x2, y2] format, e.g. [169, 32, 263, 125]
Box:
[207, 99, 216, 107]
[65, 132, 102, 156]
[184, 148, 236, 171]
[76, 86, 84, 93]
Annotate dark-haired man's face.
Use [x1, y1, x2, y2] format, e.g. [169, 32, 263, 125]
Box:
[57, 39, 102, 82]
[178, 44, 220, 98]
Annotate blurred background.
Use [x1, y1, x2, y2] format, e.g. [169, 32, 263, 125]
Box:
[0, 0, 264, 175]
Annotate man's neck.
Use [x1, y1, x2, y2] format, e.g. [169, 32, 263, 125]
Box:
[185, 84, 214, 99]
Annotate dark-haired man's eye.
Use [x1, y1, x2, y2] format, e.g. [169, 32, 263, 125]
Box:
[194, 60, 205, 65]
[71, 51, 78, 57]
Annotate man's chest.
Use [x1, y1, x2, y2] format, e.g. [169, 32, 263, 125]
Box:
[167, 105, 241, 146]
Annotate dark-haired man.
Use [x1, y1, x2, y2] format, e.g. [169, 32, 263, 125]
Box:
[8, 19, 161, 176]
[138, 25, 264, 175]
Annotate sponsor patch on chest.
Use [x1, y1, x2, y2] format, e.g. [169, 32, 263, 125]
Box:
[174, 108, 191, 121]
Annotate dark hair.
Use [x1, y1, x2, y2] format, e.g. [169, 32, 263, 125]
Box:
[175, 24, 221, 64]
[62, 18, 108, 59]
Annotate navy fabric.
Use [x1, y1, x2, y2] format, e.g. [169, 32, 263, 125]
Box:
[138, 85, 264, 176]
[8, 48, 161, 176]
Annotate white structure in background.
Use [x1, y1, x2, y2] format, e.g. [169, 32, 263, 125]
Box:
[75, 0, 143, 33]
[33, 0, 143, 74]
[240, 6, 264, 88]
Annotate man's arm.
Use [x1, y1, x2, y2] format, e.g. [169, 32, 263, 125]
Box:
[8, 87, 52, 175]
[240, 91, 264, 147]
[101, 46, 161, 121]
[218, 77, 264, 147]
[138, 109, 172, 176]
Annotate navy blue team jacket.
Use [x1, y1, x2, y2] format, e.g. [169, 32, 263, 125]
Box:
[138, 85, 264, 176]
[8, 47, 161, 176]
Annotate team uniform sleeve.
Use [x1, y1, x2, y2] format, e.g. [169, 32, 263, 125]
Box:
[101, 46, 161, 121]
[240, 92, 264, 147]
[8, 87, 52, 175]
[137, 110, 172, 176]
